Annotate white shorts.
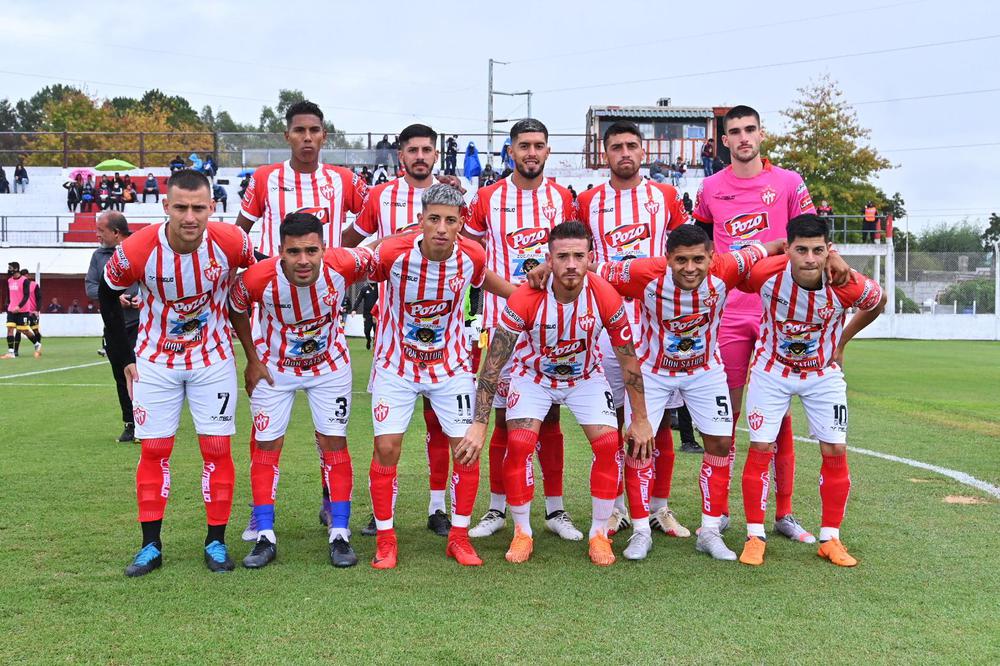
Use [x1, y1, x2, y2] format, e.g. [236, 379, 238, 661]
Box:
[624, 364, 733, 437]
[132, 356, 237, 439]
[600, 328, 682, 411]
[745, 366, 848, 444]
[505, 374, 617, 428]
[371, 368, 475, 438]
[250, 365, 352, 440]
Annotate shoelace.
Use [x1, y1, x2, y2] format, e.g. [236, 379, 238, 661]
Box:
[133, 543, 160, 566]
[205, 541, 229, 563]
[251, 539, 272, 556]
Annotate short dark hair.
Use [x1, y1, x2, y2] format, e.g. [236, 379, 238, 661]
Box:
[548, 220, 592, 251]
[399, 123, 437, 146]
[102, 211, 132, 237]
[666, 224, 711, 254]
[166, 169, 210, 194]
[787, 214, 830, 243]
[285, 100, 324, 126]
[19, 269, 29, 276]
[279, 212, 324, 244]
[723, 105, 761, 129]
[603, 121, 643, 146]
[8, 262, 19, 271]
[510, 118, 549, 142]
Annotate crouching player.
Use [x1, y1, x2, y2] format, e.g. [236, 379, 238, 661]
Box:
[366, 184, 514, 569]
[738, 215, 886, 567]
[598, 225, 781, 560]
[229, 212, 375, 569]
[460, 221, 655, 566]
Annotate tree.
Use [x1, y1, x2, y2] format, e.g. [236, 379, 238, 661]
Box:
[915, 222, 984, 253]
[14, 84, 82, 131]
[768, 75, 893, 215]
[886, 192, 906, 218]
[0, 99, 17, 131]
[981, 213, 1000, 252]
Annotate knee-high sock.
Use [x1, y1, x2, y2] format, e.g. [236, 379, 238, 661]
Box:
[537, 421, 564, 499]
[651, 425, 675, 501]
[488, 421, 508, 498]
[699, 452, 731, 519]
[820, 453, 851, 532]
[774, 414, 796, 518]
[323, 449, 353, 533]
[504, 428, 538, 507]
[589, 430, 622, 501]
[315, 432, 330, 500]
[725, 413, 740, 515]
[625, 455, 653, 520]
[424, 407, 450, 493]
[450, 460, 480, 528]
[742, 448, 773, 530]
[250, 447, 281, 532]
[136, 437, 174, 522]
[369, 460, 398, 531]
[199, 435, 235, 526]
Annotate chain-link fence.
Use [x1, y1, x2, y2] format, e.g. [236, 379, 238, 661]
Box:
[894, 250, 995, 314]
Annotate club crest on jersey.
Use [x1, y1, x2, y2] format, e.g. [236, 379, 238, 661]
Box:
[253, 410, 270, 432]
[448, 275, 465, 293]
[541, 203, 557, 221]
[760, 185, 777, 206]
[373, 400, 390, 423]
[604, 223, 650, 248]
[505, 227, 549, 251]
[724, 213, 769, 239]
[578, 314, 596, 332]
[703, 291, 720, 308]
[817, 304, 836, 320]
[406, 299, 450, 319]
[506, 389, 520, 409]
[666, 312, 710, 335]
[320, 184, 335, 200]
[295, 206, 328, 223]
[748, 409, 764, 431]
[644, 200, 660, 216]
[133, 405, 147, 426]
[203, 259, 223, 282]
[322, 291, 338, 307]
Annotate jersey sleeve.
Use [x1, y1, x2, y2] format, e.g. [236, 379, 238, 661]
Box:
[352, 186, 380, 237]
[597, 257, 664, 299]
[463, 190, 488, 237]
[498, 286, 532, 334]
[790, 174, 816, 217]
[592, 278, 631, 347]
[228, 259, 273, 313]
[691, 181, 712, 223]
[741, 255, 788, 294]
[711, 244, 767, 289]
[368, 234, 409, 283]
[228, 273, 254, 314]
[345, 170, 369, 215]
[326, 247, 375, 286]
[559, 186, 577, 222]
[103, 233, 146, 290]
[239, 166, 268, 222]
[834, 270, 884, 311]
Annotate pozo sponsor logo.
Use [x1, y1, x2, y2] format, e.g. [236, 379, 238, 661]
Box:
[779, 320, 823, 336]
[505, 227, 549, 251]
[543, 339, 584, 358]
[604, 223, 649, 248]
[666, 312, 710, 334]
[406, 299, 450, 319]
[724, 213, 769, 239]
[171, 292, 211, 315]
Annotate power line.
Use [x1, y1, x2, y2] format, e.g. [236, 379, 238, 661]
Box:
[532, 33, 1000, 94]
[761, 86, 1000, 115]
[883, 141, 999, 153]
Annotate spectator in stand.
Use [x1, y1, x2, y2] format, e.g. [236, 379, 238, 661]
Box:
[122, 174, 134, 193]
[360, 165, 373, 185]
[478, 162, 496, 188]
[112, 172, 124, 188]
[108, 177, 125, 212]
[212, 182, 228, 212]
[567, 184, 577, 201]
[863, 201, 879, 242]
[68, 299, 82, 314]
[701, 138, 715, 176]
[372, 163, 390, 184]
[649, 158, 669, 183]
[712, 154, 726, 174]
[97, 176, 111, 210]
[0, 167, 9, 194]
[237, 174, 250, 200]
[444, 135, 459, 175]
[375, 134, 392, 166]
[682, 191, 694, 215]
[86, 301, 96, 313]
[46, 298, 64, 313]
[168, 155, 185, 171]
[358, 282, 378, 350]
[63, 176, 82, 212]
[390, 135, 400, 169]
[80, 175, 96, 212]
[670, 156, 687, 186]
[142, 173, 160, 203]
[203, 155, 217, 179]
[817, 200, 833, 217]
[123, 181, 138, 205]
[586, 183, 593, 190]
[13, 159, 28, 193]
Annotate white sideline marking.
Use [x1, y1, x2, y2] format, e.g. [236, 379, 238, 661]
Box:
[737, 427, 1000, 500]
[0, 361, 105, 380]
[0, 382, 107, 387]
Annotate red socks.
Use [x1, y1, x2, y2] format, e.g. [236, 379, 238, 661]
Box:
[136, 437, 175, 522]
[820, 453, 851, 529]
[624, 456, 652, 519]
[488, 423, 508, 495]
[198, 435, 235, 526]
[651, 425, 675, 499]
[504, 428, 537, 506]
[741, 448, 774, 525]
[774, 414, 796, 518]
[250, 447, 281, 506]
[369, 460, 398, 528]
[589, 430, 622, 500]
[450, 460, 480, 522]
[537, 421, 565, 498]
[699, 452, 731, 517]
[323, 449, 353, 503]
[424, 407, 450, 493]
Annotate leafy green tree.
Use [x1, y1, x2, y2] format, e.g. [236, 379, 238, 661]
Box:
[14, 84, 81, 131]
[981, 213, 1000, 252]
[938, 278, 994, 313]
[916, 222, 985, 253]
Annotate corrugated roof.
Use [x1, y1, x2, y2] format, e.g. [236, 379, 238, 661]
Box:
[589, 106, 714, 119]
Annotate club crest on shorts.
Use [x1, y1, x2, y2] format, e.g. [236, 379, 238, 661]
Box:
[760, 185, 777, 206]
[322, 291, 338, 307]
[506, 389, 520, 409]
[373, 399, 390, 422]
[133, 405, 147, 426]
[748, 409, 765, 431]
[644, 199, 660, 216]
[253, 410, 270, 431]
[203, 259, 223, 282]
[496, 378, 510, 398]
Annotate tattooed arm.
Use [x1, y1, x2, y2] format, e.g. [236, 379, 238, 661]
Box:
[454, 326, 520, 464]
[612, 339, 655, 460]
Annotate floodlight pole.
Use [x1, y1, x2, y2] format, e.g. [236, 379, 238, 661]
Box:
[488, 59, 532, 164]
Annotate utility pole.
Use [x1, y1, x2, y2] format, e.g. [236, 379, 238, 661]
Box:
[488, 59, 531, 164]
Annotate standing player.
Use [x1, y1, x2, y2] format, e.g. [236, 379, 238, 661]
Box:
[2, 262, 41, 359]
[460, 221, 655, 566]
[236, 100, 368, 538]
[342, 123, 457, 537]
[464, 118, 581, 541]
[692, 105, 849, 541]
[21, 269, 42, 353]
[98, 169, 255, 576]
[576, 120, 691, 540]
[230, 213, 375, 569]
[737, 215, 885, 567]
[598, 225, 781, 560]
[366, 184, 514, 569]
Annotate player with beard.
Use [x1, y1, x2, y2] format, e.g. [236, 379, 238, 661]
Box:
[236, 100, 369, 542]
[463, 119, 581, 542]
[342, 124, 458, 538]
[692, 106, 851, 542]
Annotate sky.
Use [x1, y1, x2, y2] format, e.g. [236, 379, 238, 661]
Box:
[3, 0, 996, 232]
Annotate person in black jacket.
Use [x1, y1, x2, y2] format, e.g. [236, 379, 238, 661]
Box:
[358, 282, 378, 349]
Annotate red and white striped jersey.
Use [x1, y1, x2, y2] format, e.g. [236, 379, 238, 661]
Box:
[598, 246, 766, 376]
[103, 222, 255, 370]
[745, 256, 883, 378]
[369, 232, 486, 383]
[500, 274, 630, 388]
[229, 247, 373, 376]
[463, 176, 575, 328]
[240, 161, 368, 256]
[578, 180, 689, 324]
[351, 178, 426, 239]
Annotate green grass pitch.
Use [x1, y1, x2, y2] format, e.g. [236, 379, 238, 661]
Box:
[0, 338, 997, 663]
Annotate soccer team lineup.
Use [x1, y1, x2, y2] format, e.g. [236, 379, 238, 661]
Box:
[91, 101, 888, 575]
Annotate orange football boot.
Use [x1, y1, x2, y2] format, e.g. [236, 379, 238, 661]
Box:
[371, 530, 398, 570]
[817, 538, 858, 567]
[739, 536, 767, 566]
[505, 526, 534, 563]
[588, 533, 616, 566]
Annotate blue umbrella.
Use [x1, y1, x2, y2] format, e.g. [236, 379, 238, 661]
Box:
[463, 142, 482, 180]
